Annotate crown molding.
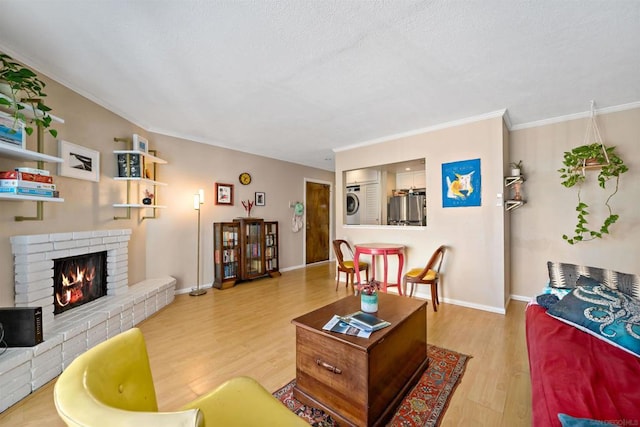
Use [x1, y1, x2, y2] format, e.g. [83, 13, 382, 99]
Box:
[511, 101, 640, 131]
[334, 109, 508, 153]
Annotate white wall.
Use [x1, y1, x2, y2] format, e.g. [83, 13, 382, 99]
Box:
[509, 107, 640, 299]
[335, 115, 509, 313]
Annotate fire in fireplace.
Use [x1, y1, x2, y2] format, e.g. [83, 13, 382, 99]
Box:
[53, 251, 107, 315]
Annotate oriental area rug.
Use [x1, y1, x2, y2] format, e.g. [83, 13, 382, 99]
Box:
[273, 344, 470, 427]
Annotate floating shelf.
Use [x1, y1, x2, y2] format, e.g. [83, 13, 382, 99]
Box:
[0, 194, 63, 202]
[112, 203, 167, 209]
[505, 200, 525, 211]
[113, 150, 167, 164]
[113, 177, 168, 186]
[0, 93, 65, 123]
[0, 143, 63, 163]
[504, 176, 525, 187]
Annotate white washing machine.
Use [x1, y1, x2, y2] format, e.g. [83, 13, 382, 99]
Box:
[346, 185, 361, 225]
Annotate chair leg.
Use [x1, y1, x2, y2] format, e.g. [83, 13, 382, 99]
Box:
[430, 284, 438, 312]
[335, 270, 340, 291]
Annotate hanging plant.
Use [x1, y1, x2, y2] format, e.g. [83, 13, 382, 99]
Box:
[558, 142, 628, 244]
[0, 53, 57, 137]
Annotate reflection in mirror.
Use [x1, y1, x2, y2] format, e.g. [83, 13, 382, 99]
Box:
[344, 158, 426, 227]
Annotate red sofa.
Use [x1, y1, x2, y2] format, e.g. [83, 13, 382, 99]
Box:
[526, 303, 640, 426]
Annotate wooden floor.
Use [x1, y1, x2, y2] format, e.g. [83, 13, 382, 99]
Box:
[0, 262, 532, 426]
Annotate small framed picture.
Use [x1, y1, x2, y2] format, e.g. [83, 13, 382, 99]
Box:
[132, 134, 148, 153]
[255, 192, 265, 206]
[215, 182, 234, 205]
[58, 140, 101, 182]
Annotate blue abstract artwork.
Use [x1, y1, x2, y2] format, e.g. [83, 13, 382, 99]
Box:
[441, 158, 481, 208]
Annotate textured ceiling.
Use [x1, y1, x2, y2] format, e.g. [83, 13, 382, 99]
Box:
[0, 1, 638, 171]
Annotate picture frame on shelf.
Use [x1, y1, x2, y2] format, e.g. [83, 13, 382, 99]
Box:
[58, 140, 100, 182]
[132, 134, 148, 153]
[215, 182, 234, 205]
[0, 111, 26, 150]
[255, 191, 265, 206]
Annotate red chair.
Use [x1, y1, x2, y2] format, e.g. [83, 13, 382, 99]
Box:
[333, 239, 369, 292]
[402, 245, 446, 311]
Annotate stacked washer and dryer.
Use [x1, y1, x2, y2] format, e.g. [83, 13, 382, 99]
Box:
[345, 168, 381, 225]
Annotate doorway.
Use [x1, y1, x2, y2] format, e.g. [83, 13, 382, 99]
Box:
[305, 180, 331, 264]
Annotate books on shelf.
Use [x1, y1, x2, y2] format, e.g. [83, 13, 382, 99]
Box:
[0, 169, 58, 197]
[116, 153, 142, 178]
[0, 186, 56, 197]
[322, 311, 391, 338]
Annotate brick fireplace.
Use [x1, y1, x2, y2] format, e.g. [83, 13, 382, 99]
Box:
[1, 229, 176, 412]
[11, 229, 131, 332]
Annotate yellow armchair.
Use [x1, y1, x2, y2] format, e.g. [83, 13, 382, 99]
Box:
[54, 328, 308, 427]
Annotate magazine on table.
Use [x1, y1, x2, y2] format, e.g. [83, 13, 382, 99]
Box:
[322, 315, 372, 338]
[339, 311, 391, 332]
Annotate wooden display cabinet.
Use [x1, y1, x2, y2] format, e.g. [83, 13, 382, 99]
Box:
[265, 220, 281, 277]
[213, 222, 240, 289]
[213, 218, 280, 289]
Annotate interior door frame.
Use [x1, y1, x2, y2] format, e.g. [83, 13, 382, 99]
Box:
[303, 178, 334, 265]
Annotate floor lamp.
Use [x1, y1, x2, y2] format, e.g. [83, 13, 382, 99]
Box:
[190, 189, 207, 296]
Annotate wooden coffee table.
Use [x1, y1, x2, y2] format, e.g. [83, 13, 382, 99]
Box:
[291, 293, 427, 427]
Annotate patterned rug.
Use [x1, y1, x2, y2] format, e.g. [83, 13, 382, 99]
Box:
[273, 344, 470, 426]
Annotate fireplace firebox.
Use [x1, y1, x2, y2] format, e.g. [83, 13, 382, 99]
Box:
[53, 251, 107, 315]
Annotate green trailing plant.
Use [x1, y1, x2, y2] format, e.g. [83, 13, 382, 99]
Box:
[558, 143, 628, 244]
[0, 53, 57, 138]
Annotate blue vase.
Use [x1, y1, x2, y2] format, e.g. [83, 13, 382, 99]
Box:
[361, 293, 378, 313]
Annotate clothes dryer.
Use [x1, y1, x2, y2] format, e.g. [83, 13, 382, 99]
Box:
[346, 186, 361, 225]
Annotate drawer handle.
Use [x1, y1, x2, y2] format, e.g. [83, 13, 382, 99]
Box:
[316, 359, 342, 374]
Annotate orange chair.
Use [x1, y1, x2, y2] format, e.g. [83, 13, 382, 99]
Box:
[402, 245, 446, 311]
[333, 239, 369, 292]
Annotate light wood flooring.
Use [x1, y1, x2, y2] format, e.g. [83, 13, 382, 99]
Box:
[0, 262, 532, 426]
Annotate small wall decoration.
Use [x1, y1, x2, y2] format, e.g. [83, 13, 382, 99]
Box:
[441, 158, 481, 208]
[58, 140, 101, 182]
[132, 134, 148, 153]
[255, 192, 265, 206]
[215, 182, 234, 205]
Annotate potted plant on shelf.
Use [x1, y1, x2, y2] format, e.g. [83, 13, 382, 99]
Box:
[0, 53, 57, 138]
[509, 160, 523, 176]
[558, 142, 628, 244]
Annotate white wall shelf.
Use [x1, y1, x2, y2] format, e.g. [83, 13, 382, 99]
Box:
[113, 149, 167, 164]
[0, 143, 63, 163]
[504, 175, 526, 211]
[113, 137, 168, 220]
[0, 194, 64, 202]
[113, 203, 167, 209]
[0, 93, 65, 124]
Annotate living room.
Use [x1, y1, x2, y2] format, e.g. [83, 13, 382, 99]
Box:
[1, 2, 639, 426]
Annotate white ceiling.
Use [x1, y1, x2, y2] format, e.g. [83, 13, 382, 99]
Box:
[0, 1, 638, 171]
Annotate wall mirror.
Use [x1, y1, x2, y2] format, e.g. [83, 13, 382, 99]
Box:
[344, 158, 426, 227]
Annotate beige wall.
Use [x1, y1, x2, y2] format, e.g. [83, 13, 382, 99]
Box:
[509, 107, 640, 299]
[0, 68, 334, 306]
[335, 115, 509, 313]
[144, 134, 334, 290]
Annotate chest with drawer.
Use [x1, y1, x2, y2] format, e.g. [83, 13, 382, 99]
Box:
[291, 294, 427, 426]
